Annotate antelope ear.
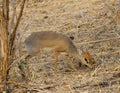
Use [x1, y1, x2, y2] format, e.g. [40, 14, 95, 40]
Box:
[79, 48, 86, 55]
[85, 49, 90, 55]
[79, 48, 84, 55]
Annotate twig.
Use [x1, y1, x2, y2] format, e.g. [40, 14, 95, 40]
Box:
[42, 84, 58, 89]
[0, 33, 5, 58]
[0, 8, 9, 90]
[9, 0, 26, 55]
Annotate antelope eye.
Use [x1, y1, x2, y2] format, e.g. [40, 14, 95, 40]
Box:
[84, 58, 89, 63]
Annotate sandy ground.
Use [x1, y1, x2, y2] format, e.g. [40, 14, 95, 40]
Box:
[8, 0, 120, 93]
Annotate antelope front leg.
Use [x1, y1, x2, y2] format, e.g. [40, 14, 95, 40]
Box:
[68, 55, 78, 73]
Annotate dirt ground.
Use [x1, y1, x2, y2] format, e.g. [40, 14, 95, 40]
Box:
[9, 0, 120, 93]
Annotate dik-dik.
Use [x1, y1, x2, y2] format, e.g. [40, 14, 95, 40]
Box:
[24, 31, 93, 74]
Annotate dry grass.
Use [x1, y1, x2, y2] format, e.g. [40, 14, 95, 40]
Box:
[8, 0, 120, 93]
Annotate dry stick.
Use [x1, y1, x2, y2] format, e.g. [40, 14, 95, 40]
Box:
[0, 32, 4, 73]
[1, 0, 9, 91]
[0, 9, 9, 91]
[0, 32, 5, 58]
[9, 0, 26, 55]
[2, 0, 9, 26]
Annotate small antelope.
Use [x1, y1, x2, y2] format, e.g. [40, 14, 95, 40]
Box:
[24, 31, 93, 74]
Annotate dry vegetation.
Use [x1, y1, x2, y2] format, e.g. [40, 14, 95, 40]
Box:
[1, 0, 120, 93]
